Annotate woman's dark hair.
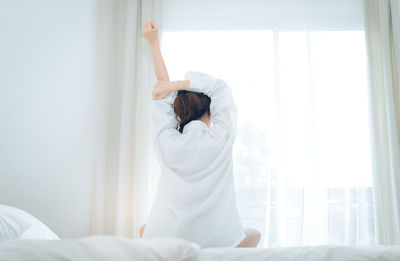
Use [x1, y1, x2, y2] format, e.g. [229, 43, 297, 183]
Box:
[173, 90, 211, 133]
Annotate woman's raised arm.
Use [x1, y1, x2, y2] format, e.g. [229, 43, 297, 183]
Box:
[141, 20, 169, 82]
[141, 20, 179, 152]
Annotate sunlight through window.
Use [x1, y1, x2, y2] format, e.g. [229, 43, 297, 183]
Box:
[161, 30, 374, 247]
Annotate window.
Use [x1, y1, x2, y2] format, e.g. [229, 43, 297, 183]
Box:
[161, 29, 374, 247]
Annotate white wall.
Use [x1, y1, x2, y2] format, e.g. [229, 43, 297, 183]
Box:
[0, 0, 95, 238]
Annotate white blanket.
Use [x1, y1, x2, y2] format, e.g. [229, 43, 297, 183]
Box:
[0, 236, 199, 261]
[200, 245, 400, 261]
[1, 236, 400, 261]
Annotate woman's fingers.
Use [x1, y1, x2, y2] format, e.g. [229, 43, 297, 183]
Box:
[141, 20, 153, 33]
[141, 20, 158, 41]
[150, 21, 158, 29]
[152, 83, 170, 100]
[152, 89, 160, 100]
[145, 20, 154, 29]
[152, 94, 161, 100]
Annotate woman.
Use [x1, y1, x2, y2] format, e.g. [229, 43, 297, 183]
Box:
[140, 20, 261, 248]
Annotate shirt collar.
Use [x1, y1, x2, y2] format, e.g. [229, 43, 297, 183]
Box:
[182, 120, 208, 133]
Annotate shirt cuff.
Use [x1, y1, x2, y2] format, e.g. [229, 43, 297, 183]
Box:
[162, 90, 177, 104]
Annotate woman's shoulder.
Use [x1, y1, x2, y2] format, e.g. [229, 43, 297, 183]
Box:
[158, 122, 221, 151]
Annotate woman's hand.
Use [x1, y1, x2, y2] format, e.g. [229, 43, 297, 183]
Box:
[141, 20, 158, 43]
[152, 81, 172, 100]
[152, 80, 190, 100]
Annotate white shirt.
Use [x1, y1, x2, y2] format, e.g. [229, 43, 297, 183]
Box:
[142, 71, 245, 248]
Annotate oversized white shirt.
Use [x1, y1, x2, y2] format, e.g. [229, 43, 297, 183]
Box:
[142, 71, 245, 248]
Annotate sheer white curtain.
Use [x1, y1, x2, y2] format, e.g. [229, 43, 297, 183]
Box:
[159, 0, 375, 247]
[363, 0, 400, 245]
[90, 0, 161, 237]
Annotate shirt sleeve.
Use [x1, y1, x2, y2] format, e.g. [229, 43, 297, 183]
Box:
[184, 71, 238, 144]
[151, 89, 179, 152]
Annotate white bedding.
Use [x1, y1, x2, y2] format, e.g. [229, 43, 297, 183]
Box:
[0, 236, 199, 261]
[0, 235, 399, 261]
[200, 245, 400, 261]
[0, 205, 59, 240]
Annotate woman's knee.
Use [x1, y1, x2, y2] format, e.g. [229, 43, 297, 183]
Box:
[237, 227, 261, 248]
[139, 224, 146, 238]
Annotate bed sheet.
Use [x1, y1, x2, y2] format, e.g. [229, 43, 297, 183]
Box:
[200, 244, 400, 261]
[1, 236, 400, 261]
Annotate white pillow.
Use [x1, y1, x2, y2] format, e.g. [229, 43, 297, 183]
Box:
[0, 205, 59, 240]
[0, 205, 31, 240]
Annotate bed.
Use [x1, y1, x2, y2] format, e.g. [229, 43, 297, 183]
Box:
[1, 204, 400, 261]
[1, 235, 400, 261]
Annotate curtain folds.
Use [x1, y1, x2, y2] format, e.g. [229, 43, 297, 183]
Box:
[363, 0, 400, 245]
[90, 0, 161, 237]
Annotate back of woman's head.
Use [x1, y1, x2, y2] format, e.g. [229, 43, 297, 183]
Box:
[173, 90, 211, 133]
